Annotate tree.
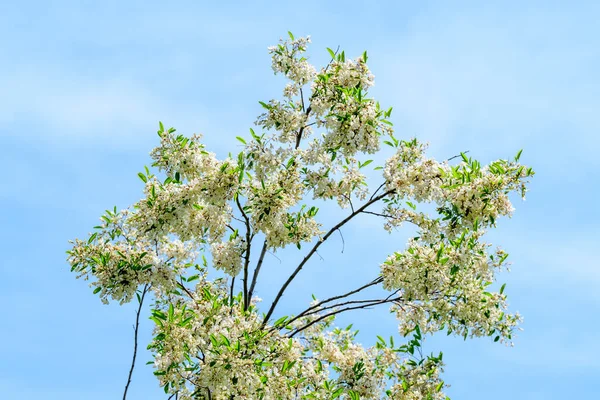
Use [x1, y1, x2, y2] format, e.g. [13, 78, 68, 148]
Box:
[67, 33, 534, 400]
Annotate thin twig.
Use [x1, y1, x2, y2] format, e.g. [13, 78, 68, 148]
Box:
[337, 228, 345, 253]
[369, 182, 386, 201]
[289, 295, 402, 337]
[248, 240, 268, 302]
[123, 284, 149, 400]
[230, 276, 236, 305]
[295, 106, 312, 149]
[283, 277, 384, 328]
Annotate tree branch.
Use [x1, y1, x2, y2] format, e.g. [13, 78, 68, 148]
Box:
[288, 294, 402, 338]
[230, 276, 236, 305]
[273, 276, 383, 333]
[236, 195, 253, 310]
[295, 106, 312, 149]
[248, 240, 268, 302]
[262, 190, 394, 327]
[123, 284, 149, 400]
[369, 182, 386, 201]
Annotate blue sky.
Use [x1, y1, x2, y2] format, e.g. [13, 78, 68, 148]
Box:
[1, 1, 599, 399]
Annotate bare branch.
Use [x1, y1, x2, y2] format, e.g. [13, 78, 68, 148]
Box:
[295, 106, 312, 149]
[123, 284, 149, 400]
[248, 240, 268, 302]
[236, 195, 253, 310]
[369, 182, 386, 201]
[288, 294, 402, 338]
[337, 228, 345, 253]
[283, 277, 384, 329]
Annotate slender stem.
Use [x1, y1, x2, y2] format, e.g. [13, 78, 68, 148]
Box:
[236, 195, 252, 310]
[285, 276, 383, 327]
[230, 276, 236, 304]
[262, 190, 394, 327]
[177, 279, 195, 299]
[369, 182, 386, 201]
[337, 228, 345, 253]
[123, 284, 149, 400]
[295, 106, 312, 149]
[301, 291, 399, 317]
[360, 210, 394, 219]
[248, 240, 268, 302]
[288, 295, 402, 338]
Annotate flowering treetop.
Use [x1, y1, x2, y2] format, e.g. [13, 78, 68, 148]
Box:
[68, 32, 534, 400]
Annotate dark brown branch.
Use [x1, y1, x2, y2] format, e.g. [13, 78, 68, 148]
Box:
[248, 240, 268, 302]
[230, 276, 236, 305]
[262, 190, 394, 327]
[360, 210, 394, 219]
[274, 276, 383, 333]
[300, 87, 306, 113]
[302, 296, 393, 317]
[288, 294, 402, 338]
[295, 106, 312, 149]
[236, 195, 252, 310]
[177, 279, 195, 299]
[123, 284, 149, 400]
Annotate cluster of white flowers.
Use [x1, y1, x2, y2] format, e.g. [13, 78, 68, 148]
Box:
[384, 140, 447, 203]
[309, 167, 368, 207]
[68, 33, 533, 399]
[150, 282, 331, 399]
[210, 236, 244, 276]
[256, 100, 310, 144]
[311, 329, 387, 398]
[387, 357, 446, 400]
[381, 232, 521, 343]
[67, 210, 197, 304]
[310, 57, 375, 116]
[150, 129, 209, 181]
[268, 34, 317, 85]
[128, 179, 232, 243]
[244, 138, 293, 182]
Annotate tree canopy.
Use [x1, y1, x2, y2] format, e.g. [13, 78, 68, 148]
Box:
[68, 32, 534, 400]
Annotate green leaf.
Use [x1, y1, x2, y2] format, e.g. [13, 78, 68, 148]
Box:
[273, 316, 288, 327]
[331, 387, 344, 398]
[327, 47, 336, 59]
[499, 283, 506, 295]
[137, 172, 147, 183]
[515, 149, 523, 162]
[93, 287, 101, 294]
[288, 31, 295, 41]
[236, 136, 247, 145]
[359, 159, 373, 169]
[87, 232, 98, 244]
